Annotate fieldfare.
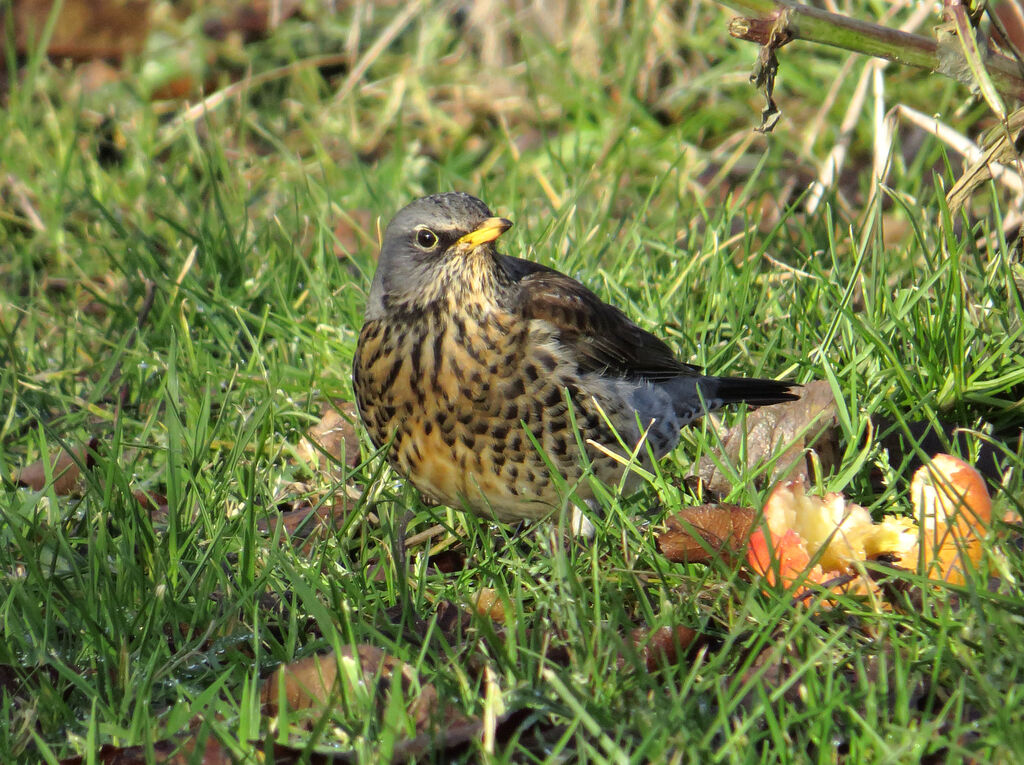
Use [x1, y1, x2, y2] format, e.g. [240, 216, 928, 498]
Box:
[353, 192, 797, 525]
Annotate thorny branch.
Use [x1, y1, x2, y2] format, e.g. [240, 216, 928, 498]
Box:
[720, 0, 1024, 127]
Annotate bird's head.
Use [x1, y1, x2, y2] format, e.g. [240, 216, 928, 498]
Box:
[365, 192, 513, 319]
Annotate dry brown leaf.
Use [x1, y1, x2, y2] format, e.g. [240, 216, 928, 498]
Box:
[260, 485, 363, 555]
[695, 380, 840, 496]
[261, 645, 463, 734]
[271, 716, 491, 764]
[132, 488, 168, 518]
[4, 0, 149, 62]
[262, 646, 386, 713]
[57, 736, 231, 764]
[657, 504, 756, 564]
[17, 438, 97, 495]
[297, 401, 361, 474]
[629, 625, 699, 671]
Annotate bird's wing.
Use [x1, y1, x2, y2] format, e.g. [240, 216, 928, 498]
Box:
[500, 256, 699, 381]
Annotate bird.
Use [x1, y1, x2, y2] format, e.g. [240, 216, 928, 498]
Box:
[353, 192, 798, 527]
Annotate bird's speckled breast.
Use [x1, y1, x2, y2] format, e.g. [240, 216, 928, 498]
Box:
[353, 294, 638, 521]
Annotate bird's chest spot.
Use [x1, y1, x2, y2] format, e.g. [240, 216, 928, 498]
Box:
[433, 305, 521, 402]
[355, 305, 529, 442]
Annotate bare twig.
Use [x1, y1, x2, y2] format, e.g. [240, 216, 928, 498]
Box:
[721, 0, 1024, 100]
[885, 104, 1024, 198]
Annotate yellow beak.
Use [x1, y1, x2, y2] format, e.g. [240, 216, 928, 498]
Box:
[456, 217, 513, 247]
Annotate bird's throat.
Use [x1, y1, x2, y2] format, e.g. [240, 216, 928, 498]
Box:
[430, 249, 514, 317]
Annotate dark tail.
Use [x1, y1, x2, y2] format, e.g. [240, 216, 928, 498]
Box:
[659, 374, 800, 426]
[699, 375, 800, 408]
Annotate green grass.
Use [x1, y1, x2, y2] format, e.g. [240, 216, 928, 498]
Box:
[2, 1, 1024, 761]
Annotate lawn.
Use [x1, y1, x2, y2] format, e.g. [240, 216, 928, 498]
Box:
[2, 1, 1023, 762]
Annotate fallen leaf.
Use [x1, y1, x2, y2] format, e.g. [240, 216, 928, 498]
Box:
[132, 488, 168, 518]
[74, 60, 124, 95]
[657, 504, 756, 564]
[695, 380, 840, 496]
[57, 736, 230, 764]
[947, 105, 1024, 213]
[17, 438, 97, 495]
[993, 1, 1024, 59]
[629, 625, 699, 671]
[260, 485, 363, 555]
[5, 0, 149, 61]
[261, 645, 463, 734]
[297, 401, 361, 474]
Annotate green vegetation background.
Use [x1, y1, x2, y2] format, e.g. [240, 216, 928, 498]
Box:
[1, 1, 1023, 761]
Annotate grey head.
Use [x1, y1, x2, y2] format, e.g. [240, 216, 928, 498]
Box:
[365, 192, 512, 319]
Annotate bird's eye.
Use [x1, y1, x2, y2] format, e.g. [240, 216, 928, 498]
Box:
[415, 228, 438, 249]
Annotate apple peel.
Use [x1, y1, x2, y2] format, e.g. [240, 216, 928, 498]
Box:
[747, 454, 991, 598]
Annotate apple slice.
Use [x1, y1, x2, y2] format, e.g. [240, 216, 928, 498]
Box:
[747, 454, 992, 598]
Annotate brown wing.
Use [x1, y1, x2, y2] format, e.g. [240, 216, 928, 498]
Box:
[500, 256, 699, 381]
